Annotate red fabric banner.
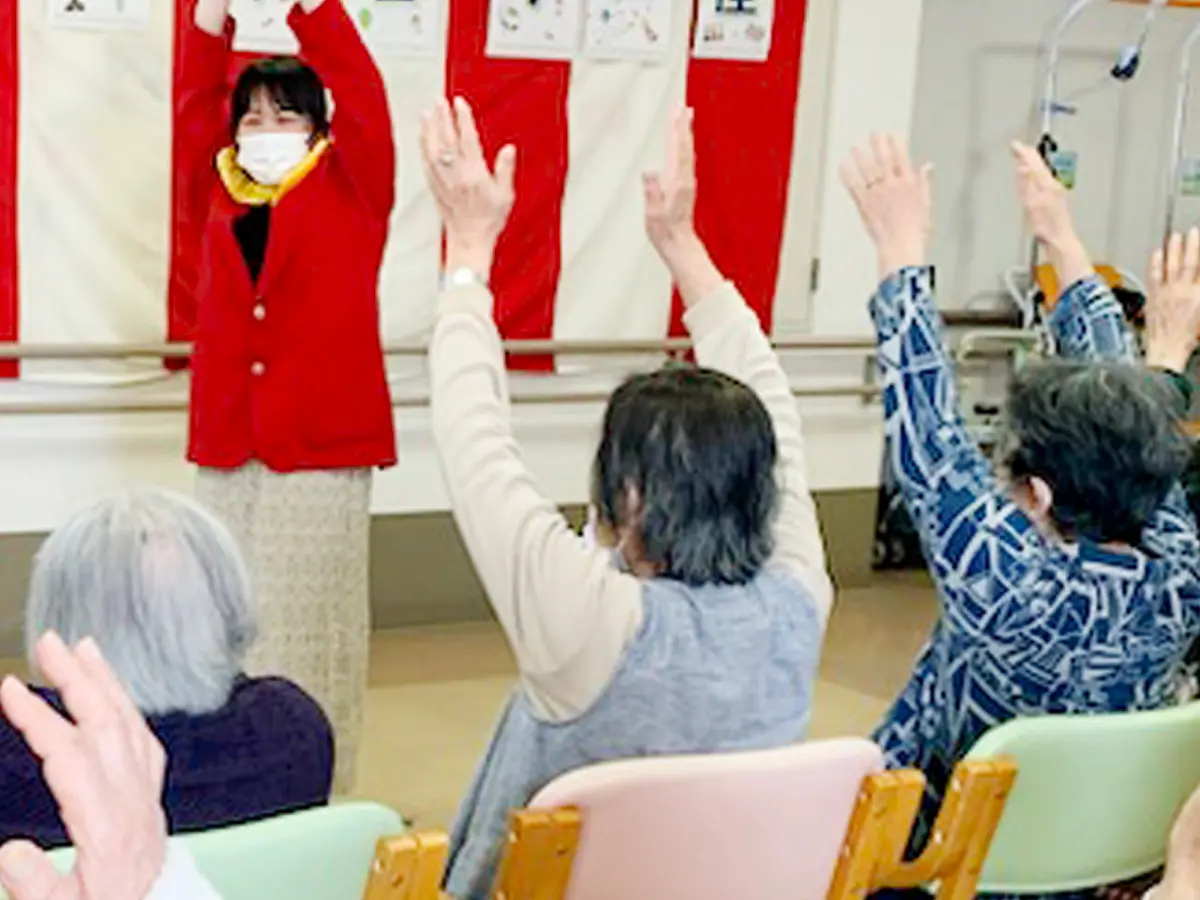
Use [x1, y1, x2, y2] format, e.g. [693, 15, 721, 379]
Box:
[445, 0, 570, 373]
[0, 0, 18, 378]
[670, 2, 809, 339]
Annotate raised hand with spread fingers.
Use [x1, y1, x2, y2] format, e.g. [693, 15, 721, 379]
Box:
[839, 133, 933, 280]
[641, 108, 724, 306]
[1145, 229, 1200, 376]
[421, 97, 517, 285]
[0, 633, 218, 900]
[1010, 141, 1095, 290]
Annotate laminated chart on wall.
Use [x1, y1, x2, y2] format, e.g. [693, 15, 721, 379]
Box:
[692, 0, 774, 62]
[583, 0, 673, 63]
[360, 0, 442, 57]
[486, 0, 582, 60]
[232, 0, 299, 53]
[233, 0, 442, 58]
[44, 0, 151, 31]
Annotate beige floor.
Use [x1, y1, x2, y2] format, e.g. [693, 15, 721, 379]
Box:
[348, 571, 938, 830]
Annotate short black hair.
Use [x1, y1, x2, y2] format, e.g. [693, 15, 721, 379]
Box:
[229, 57, 329, 141]
[591, 364, 779, 586]
[1001, 359, 1190, 545]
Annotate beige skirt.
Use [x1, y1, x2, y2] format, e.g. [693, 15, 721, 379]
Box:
[195, 462, 372, 794]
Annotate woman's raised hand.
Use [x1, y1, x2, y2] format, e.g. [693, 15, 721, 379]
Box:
[644, 109, 698, 253]
[839, 134, 933, 280]
[1145, 229, 1200, 374]
[0, 634, 169, 900]
[643, 109, 725, 306]
[422, 97, 517, 277]
[1011, 141, 1076, 251]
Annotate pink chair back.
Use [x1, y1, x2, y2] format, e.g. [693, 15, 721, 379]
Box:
[528, 738, 884, 900]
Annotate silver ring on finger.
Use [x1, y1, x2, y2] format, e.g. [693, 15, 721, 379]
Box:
[438, 151, 457, 167]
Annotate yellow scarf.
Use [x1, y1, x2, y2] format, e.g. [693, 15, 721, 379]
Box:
[216, 137, 331, 207]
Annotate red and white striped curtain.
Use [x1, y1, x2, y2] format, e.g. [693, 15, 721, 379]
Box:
[0, 0, 808, 378]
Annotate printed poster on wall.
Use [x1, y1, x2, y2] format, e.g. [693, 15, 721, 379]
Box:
[692, 0, 774, 63]
[45, 0, 152, 31]
[583, 0, 673, 63]
[486, 0, 583, 61]
[234, 0, 441, 59]
[360, 0, 442, 58]
[232, 0, 299, 53]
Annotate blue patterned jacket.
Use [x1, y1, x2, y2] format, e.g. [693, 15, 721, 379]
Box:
[870, 268, 1200, 882]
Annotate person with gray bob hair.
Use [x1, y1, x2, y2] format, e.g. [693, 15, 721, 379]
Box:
[1, 488, 334, 848]
[26, 489, 255, 715]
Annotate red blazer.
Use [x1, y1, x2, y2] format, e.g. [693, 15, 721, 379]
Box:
[177, 1, 397, 472]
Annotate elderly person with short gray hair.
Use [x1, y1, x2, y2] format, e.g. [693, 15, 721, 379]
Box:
[0, 488, 334, 848]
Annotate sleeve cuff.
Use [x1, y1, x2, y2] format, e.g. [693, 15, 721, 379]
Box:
[871, 265, 934, 312]
[1047, 274, 1108, 323]
[147, 842, 217, 900]
[435, 283, 495, 322]
[681, 281, 750, 341]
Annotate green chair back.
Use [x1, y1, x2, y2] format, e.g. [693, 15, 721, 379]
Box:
[966, 702, 1200, 894]
[37, 801, 405, 900]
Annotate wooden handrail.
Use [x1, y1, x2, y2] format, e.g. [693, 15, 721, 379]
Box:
[0, 325, 1025, 361]
[0, 384, 881, 416]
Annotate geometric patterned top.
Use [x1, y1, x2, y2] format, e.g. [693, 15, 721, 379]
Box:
[870, 268, 1200, 889]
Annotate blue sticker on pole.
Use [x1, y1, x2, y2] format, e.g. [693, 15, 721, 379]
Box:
[1181, 159, 1200, 198]
[1050, 151, 1078, 190]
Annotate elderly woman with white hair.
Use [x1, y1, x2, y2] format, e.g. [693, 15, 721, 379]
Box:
[0, 488, 334, 847]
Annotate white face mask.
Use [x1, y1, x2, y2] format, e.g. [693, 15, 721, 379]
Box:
[236, 132, 311, 186]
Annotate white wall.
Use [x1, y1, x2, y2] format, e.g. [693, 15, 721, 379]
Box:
[0, 0, 945, 535]
[911, 0, 1200, 311]
[812, 0, 928, 336]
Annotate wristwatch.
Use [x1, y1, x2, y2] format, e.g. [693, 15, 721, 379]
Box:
[442, 267, 488, 290]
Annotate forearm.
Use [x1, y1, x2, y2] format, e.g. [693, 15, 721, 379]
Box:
[193, 0, 229, 36]
[148, 844, 223, 900]
[289, 0, 394, 213]
[429, 286, 642, 717]
[1042, 232, 1096, 296]
[656, 232, 725, 310]
[685, 283, 832, 621]
[871, 267, 987, 496]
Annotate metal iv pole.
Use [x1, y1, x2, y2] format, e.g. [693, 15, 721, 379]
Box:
[1163, 19, 1200, 245]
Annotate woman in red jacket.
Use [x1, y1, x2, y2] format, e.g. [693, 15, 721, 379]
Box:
[180, 0, 396, 793]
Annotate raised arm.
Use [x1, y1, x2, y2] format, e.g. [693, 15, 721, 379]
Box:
[423, 99, 642, 722]
[640, 111, 833, 623]
[841, 136, 1043, 620]
[177, 0, 234, 221]
[290, 0, 395, 220]
[0, 635, 223, 900]
[1135, 231, 1200, 561]
[1011, 142, 1136, 363]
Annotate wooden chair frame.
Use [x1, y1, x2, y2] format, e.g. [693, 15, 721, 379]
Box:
[828, 757, 1018, 900]
[359, 758, 1016, 900]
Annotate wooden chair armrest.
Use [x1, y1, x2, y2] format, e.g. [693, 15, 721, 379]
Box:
[363, 830, 450, 900]
[492, 808, 582, 900]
